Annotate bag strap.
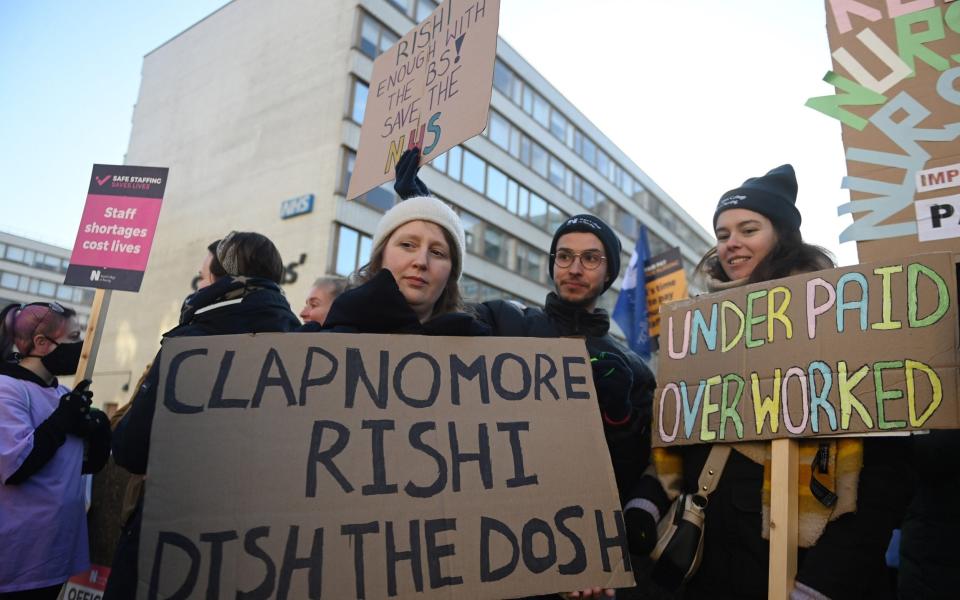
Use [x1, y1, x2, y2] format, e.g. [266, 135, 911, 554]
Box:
[696, 445, 731, 497]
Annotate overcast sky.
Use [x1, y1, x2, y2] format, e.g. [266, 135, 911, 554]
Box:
[0, 0, 858, 265]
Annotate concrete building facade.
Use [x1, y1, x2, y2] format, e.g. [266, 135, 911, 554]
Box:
[95, 0, 712, 407]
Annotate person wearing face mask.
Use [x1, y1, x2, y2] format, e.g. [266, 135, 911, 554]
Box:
[0, 302, 110, 599]
[300, 194, 488, 335]
[624, 165, 914, 600]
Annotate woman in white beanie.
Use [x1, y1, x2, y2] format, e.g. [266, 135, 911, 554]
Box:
[301, 192, 488, 336]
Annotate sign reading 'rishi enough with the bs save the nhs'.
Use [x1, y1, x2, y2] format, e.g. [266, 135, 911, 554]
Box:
[64, 163, 168, 292]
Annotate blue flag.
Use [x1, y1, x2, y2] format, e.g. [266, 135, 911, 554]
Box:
[612, 225, 651, 359]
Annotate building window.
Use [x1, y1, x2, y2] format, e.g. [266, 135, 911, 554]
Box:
[56, 285, 73, 301]
[548, 156, 566, 189]
[616, 208, 639, 238]
[486, 165, 508, 207]
[334, 225, 372, 276]
[529, 194, 548, 229]
[488, 112, 510, 150]
[415, 0, 436, 21]
[483, 227, 507, 267]
[447, 146, 462, 180]
[493, 60, 514, 97]
[365, 185, 397, 212]
[532, 94, 550, 128]
[339, 149, 356, 195]
[340, 148, 397, 211]
[461, 149, 486, 194]
[358, 13, 398, 59]
[530, 143, 548, 179]
[549, 110, 568, 142]
[515, 243, 545, 283]
[460, 212, 483, 254]
[430, 150, 447, 173]
[350, 79, 368, 124]
[462, 275, 525, 304]
[386, 0, 410, 16]
[38, 281, 56, 297]
[5, 246, 24, 262]
[0, 272, 18, 289]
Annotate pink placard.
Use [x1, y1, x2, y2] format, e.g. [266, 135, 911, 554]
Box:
[68, 194, 163, 270]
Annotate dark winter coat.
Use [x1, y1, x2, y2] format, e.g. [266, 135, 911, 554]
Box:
[471, 292, 656, 502]
[104, 276, 300, 600]
[299, 269, 490, 336]
[898, 430, 960, 599]
[661, 438, 913, 599]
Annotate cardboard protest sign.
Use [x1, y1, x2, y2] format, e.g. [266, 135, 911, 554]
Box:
[140, 333, 634, 599]
[645, 248, 688, 339]
[347, 0, 501, 200]
[653, 252, 960, 447]
[807, 0, 960, 262]
[64, 164, 168, 292]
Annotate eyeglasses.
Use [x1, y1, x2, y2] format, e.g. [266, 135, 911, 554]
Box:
[552, 250, 606, 270]
[20, 301, 65, 314]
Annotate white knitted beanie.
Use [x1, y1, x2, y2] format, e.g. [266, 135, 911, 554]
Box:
[372, 196, 466, 279]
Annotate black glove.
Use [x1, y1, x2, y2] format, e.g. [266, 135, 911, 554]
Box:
[82, 408, 112, 475]
[591, 352, 633, 424]
[393, 147, 430, 199]
[48, 379, 93, 437]
[625, 505, 659, 555]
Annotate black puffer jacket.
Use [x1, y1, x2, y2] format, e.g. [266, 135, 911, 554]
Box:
[472, 293, 655, 501]
[105, 276, 300, 600]
[300, 269, 490, 336]
[898, 430, 960, 599]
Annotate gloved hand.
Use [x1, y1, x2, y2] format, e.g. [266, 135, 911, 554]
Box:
[625, 505, 659, 555]
[84, 408, 110, 438]
[590, 352, 633, 424]
[82, 408, 112, 475]
[393, 147, 430, 199]
[48, 379, 93, 436]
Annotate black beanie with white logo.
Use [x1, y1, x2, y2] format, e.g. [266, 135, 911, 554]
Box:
[713, 164, 801, 232]
[549, 214, 621, 291]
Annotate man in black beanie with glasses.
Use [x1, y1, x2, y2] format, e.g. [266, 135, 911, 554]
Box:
[473, 213, 656, 499]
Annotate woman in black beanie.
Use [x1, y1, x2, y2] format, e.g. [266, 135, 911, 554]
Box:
[624, 165, 912, 600]
[697, 164, 833, 285]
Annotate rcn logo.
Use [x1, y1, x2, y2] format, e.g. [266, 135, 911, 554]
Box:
[90, 270, 101, 281]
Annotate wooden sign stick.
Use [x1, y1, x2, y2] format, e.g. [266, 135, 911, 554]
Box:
[73, 288, 112, 388]
[768, 438, 799, 599]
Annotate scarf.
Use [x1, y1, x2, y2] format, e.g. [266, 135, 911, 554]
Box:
[178, 276, 281, 325]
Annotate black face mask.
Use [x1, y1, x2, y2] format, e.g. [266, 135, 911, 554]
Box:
[37, 339, 84, 375]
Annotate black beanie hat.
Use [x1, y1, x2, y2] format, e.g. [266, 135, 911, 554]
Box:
[713, 164, 801, 232]
[549, 214, 621, 291]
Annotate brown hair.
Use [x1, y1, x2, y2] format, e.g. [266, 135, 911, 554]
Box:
[356, 226, 463, 318]
[206, 240, 228, 279]
[216, 231, 285, 283]
[697, 222, 834, 284]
